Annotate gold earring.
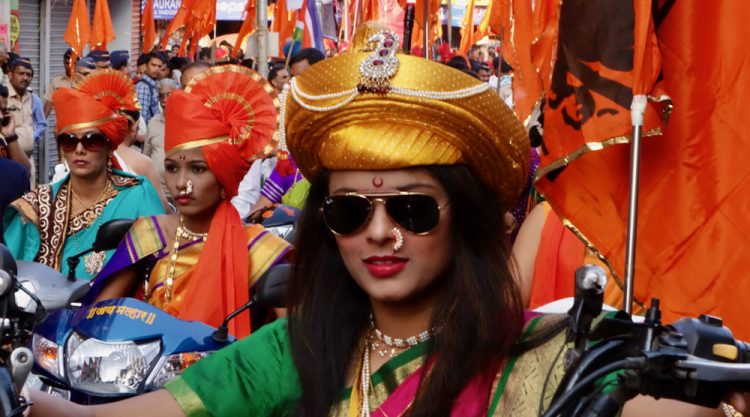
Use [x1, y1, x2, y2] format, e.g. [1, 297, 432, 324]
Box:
[220, 189, 227, 199]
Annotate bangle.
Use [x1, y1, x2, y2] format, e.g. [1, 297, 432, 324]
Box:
[4, 133, 18, 143]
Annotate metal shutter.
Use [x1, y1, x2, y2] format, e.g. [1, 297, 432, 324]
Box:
[18, 1, 42, 94]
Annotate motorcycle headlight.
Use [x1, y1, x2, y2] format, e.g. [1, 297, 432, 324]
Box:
[65, 332, 161, 395]
[32, 334, 61, 378]
[146, 351, 214, 390]
[14, 280, 37, 314]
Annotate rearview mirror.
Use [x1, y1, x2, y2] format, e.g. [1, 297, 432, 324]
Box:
[92, 219, 135, 252]
[0, 244, 17, 277]
[253, 264, 290, 309]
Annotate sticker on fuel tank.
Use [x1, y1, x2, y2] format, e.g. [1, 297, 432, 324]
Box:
[86, 305, 156, 325]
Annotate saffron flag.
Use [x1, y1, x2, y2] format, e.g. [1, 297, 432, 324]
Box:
[142, 0, 156, 53]
[535, 0, 664, 312]
[91, 0, 115, 51]
[272, 0, 296, 57]
[232, 0, 256, 58]
[457, 0, 476, 55]
[161, 0, 196, 52]
[64, 0, 90, 59]
[536, 0, 750, 339]
[161, 0, 216, 57]
[474, 0, 559, 123]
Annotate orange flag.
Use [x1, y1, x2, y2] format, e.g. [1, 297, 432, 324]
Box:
[233, 0, 256, 58]
[272, 0, 295, 57]
[457, 0, 476, 55]
[417, 0, 442, 56]
[533, 0, 750, 339]
[189, 0, 216, 57]
[142, 0, 156, 53]
[536, 0, 664, 311]
[475, 0, 508, 40]
[161, 0, 215, 56]
[475, 0, 559, 123]
[64, 0, 90, 58]
[91, 0, 115, 50]
[161, 0, 194, 51]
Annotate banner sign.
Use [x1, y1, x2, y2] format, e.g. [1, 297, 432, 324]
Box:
[150, 0, 247, 21]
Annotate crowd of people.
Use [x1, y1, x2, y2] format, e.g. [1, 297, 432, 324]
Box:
[0, 21, 745, 417]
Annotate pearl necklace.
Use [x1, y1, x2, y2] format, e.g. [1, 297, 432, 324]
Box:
[163, 217, 208, 302]
[360, 335, 373, 417]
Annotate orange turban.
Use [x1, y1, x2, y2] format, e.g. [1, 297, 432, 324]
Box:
[163, 65, 279, 338]
[52, 69, 137, 148]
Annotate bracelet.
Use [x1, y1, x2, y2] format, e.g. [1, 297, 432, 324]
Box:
[4, 133, 18, 143]
[723, 402, 744, 417]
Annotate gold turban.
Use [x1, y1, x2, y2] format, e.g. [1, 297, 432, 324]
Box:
[284, 29, 529, 210]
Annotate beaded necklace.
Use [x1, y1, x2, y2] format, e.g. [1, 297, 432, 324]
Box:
[163, 216, 208, 303]
[69, 179, 114, 276]
[369, 315, 438, 358]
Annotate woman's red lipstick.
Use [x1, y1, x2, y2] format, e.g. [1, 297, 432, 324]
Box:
[175, 194, 193, 205]
[363, 255, 408, 278]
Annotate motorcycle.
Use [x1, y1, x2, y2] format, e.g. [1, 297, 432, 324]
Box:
[542, 265, 750, 417]
[27, 207, 295, 405]
[0, 241, 91, 416]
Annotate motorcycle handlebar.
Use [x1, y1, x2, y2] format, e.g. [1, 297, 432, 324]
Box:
[544, 296, 750, 417]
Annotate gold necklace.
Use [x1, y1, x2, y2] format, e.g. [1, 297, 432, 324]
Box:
[163, 216, 208, 303]
[71, 179, 112, 215]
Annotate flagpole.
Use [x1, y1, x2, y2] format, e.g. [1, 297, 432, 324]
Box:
[446, 0, 452, 47]
[495, 37, 502, 95]
[257, 0, 269, 77]
[423, 0, 429, 58]
[403, 0, 416, 53]
[623, 95, 647, 314]
[343, 0, 350, 43]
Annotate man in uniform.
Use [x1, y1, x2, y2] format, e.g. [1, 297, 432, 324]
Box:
[44, 49, 79, 117]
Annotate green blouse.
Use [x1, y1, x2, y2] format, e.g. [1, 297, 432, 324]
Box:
[166, 315, 571, 417]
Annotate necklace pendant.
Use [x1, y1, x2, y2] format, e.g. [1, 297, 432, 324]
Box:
[84, 251, 106, 276]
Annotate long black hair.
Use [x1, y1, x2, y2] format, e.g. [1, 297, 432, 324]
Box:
[287, 165, 525, 417]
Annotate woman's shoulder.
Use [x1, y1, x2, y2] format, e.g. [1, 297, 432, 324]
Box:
[132, 214, 175, 240]
[110, 170, 144, 188]
[3, 183, 56, 227]
[165, 318, 300, 417]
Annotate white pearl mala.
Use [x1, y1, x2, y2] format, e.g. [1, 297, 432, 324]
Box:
[289, 80, 491, 114]
[291, 78, 358, 101]
[360, 337, 372, 417]
[278, 87, 289, 152]
[290, 83, 359, 112]
[391, 83, 491, 100]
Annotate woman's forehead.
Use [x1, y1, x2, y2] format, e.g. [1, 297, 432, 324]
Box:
[166, 147, 205, 161]
[328, 169, 442, 194]
[68, 127, 102, 136]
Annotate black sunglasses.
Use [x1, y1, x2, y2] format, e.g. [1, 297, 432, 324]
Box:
[320, 192, 449, 236]
[57, 132, 109, 153]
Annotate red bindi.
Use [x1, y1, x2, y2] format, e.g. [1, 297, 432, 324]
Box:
[372, 177, 384, 187]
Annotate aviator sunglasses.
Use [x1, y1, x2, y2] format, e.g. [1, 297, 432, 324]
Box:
[320, 192, 450, 236]
[57, 132, 109, 153]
